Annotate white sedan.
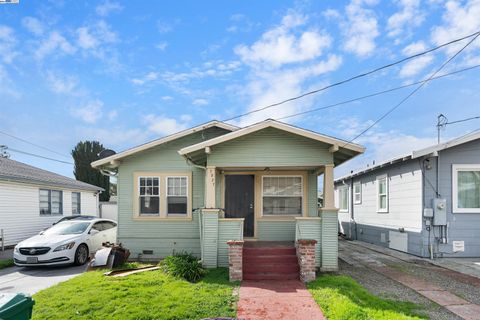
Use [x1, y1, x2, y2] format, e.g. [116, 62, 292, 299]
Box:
[14, 218, 117, 267]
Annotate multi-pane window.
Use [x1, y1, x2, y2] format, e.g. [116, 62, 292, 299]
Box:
[139, 177, 160, 215]
[339, 186, 349, 212]
[377, 175, 388, 212]
[72, 192, 81, 215]
[167, 177, 188, 215]
[263, 176, 302, 216]
[353, 182, 362, 204]
[39, 189, 63, 215]
[453, 164, 480, 213]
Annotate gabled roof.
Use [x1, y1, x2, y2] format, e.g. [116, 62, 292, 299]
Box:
[0, 157, 103, 192]
[178, 119, 365, 164]
[91, 120, 238, 168]
[335, 130, 480, 182]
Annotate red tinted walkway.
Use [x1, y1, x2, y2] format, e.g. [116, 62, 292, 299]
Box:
[237, 280, 325, 320]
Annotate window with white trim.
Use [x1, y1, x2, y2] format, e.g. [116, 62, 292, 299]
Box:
[72, 192, 81, 215]
[139, 177, 160, 215]
[167, 176, 188, 215]
[353, 181, 362, 204]
[339, 186, 349, 212]
[377, 175, 388, 213]
[262, 176, 302, 216]
[452, 164, 480, 213]
[39, 189, 63, 215]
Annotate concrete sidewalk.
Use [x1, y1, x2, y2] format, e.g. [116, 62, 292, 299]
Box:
[237, 280, 325, 320]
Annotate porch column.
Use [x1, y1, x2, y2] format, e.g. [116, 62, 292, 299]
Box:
[322, 164, 335, 209]
[320, 163, 339, 271]
[205, 166, 216, 209]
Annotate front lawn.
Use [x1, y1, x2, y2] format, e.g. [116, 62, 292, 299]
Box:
[308, 275, 426, 320]
[33, 268, 238, 320]
[0, 259, 14, 269]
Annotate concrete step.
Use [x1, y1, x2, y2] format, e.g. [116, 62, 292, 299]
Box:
[243, 263, 300, 274]
[243, 272, 299, 280]
[243, 254, 298, 264]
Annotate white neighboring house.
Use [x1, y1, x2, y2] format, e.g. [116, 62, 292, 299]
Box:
[0, 157, 104, 248]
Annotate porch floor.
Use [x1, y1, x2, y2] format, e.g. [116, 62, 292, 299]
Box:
[244, 241, 294, 248]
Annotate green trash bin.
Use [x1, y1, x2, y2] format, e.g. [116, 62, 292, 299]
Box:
[0, 293, 35, 320]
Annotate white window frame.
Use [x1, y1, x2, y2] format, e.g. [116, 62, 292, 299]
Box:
[138, 176, 161, 216]
[338, 185, 349, 212]
[261, 175, 303, 216]
[39, 189, 63, 216]
[452, 164, 480, 213]
[166, 176, 189, 216]
[376, 174, 389, 213]
[353, 181, 362, 205]
[71, 192, 81, 215]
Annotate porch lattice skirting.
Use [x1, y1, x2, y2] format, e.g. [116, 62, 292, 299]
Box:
[296, 239, 317, 282]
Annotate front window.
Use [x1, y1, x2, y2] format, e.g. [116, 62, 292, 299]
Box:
[377, 175, 388, 213]
[139, 177, 160, 215]
[167, 176, 188, 215]
[262, 176, 302, 216]
[72, 192, 81, 215]
[453, 164, 480, 213]
[39, 189, 63, 215]
[339, 186, 349, 212]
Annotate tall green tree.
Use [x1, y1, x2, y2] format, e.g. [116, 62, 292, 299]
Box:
[71, 141, 110, 201]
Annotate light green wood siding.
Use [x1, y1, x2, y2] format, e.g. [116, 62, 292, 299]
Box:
[117, 127, 229, 260]
[207, 128, 333, 167]
[218, 219, 243, 267]
[296, 219, 322, 267]
[257, 220, 296, 241]
[321, 210, 339, 271]
[201, 211, 218, 268]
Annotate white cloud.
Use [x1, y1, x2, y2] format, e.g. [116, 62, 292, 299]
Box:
[235, 12, 331, 67]
[79, 127, 147, 146]
[107, 110, 118, 120]
[144, 114, 191, 136]
[76, 20, 118, 51]
[157, 21, 173, 34]
[35, 31, 76, 60]
[227, 14, 259, 33]
[77, 27, 98, 50]
[46, 71, 80, 95]
[387, 0, 425, 40]
[0, 25, 17, 64]
[399, 41, 434, 77]
[342, 0, 379, 57]
[193, 98, 209, 106]
[131, 71, 158, 85]
[0, 65, 20, 98]
[156, 41, 168, 51]
[22, 17, 45, 36]
[161, 95, 173, 101]
[96, 1, 123, 17]
[72, 100, 103, 124]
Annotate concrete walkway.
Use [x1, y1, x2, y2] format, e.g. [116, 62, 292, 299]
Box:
[237, 280, 325, 320]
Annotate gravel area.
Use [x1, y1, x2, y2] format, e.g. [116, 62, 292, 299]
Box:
[338, 260, 461, 320]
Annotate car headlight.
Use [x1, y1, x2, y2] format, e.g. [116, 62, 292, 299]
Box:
[14, 246, 19, 253]
[53, 242, 76, 252]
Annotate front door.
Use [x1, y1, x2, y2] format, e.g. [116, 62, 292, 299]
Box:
[225, 175, 255, 237]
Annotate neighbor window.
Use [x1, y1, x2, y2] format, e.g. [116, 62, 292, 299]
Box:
[452, 164, 480, 213]
[139, 177, 160, 215]
[39, 189, 63, 215]
[167, 176, 188, 215]
[339, 186, 349, 212]
[353, 181, 362, 204]
[262, 176, 302, 216]
[72, 192, 81, 215]
[377, 175, 388, 213]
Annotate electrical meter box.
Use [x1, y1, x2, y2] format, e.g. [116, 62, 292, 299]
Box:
[423, 208, 433, 218]
[433, 198, 447, 225]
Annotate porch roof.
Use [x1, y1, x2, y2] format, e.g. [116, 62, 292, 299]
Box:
[178, 119, 365, 166]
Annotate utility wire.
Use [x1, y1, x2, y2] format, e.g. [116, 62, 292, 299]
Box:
[222, 30, 480, 123]
[340, 31, 480, 148]
[276, 64, 480, 121]
[446, 115, 480, 125]
[8, 147, 74, 165]
[0, 130, 71, 159]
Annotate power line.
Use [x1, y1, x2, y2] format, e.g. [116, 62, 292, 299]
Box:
[222, 30, 480, 123]
[0, 130, 71, 159]
[340, 31, 480, 148]
[276, 64, 480, 121]
[8, 147, 74, 165]
[446, 115, 480, 125]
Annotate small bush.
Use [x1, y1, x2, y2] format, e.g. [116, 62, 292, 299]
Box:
[160, 252, 206, 282]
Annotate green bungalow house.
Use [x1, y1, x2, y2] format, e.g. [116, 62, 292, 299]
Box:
[91, 119, 364, 280]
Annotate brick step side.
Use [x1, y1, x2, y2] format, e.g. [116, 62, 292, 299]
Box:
[243, 272, 299, 280]
[243, 254, 298, 264]
[243, 263, 300, 274]
[243, 247, 296, 256]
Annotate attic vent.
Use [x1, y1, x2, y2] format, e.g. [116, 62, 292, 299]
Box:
[142, 250, 154, 255]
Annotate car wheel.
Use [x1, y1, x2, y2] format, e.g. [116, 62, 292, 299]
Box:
[74, 244, 89, 266]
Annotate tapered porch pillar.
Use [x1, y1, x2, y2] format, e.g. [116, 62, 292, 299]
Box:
[322, 164, 335, 210]
[320, 163, 339, 271]
[205, 166, 216, 208]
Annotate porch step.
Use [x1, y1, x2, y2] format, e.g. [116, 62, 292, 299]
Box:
[243, 272, 299, 280]
[243, 254, 298, 264]
[243, 247, 296, 256]
[243, 263, 300, 274]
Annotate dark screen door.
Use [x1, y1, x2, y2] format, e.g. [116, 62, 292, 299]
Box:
[224, 175, 254, 237]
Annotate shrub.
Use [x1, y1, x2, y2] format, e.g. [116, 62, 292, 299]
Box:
[160, 252, 206, 282]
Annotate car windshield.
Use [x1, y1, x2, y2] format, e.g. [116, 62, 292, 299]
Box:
[43, 222, 90, 235]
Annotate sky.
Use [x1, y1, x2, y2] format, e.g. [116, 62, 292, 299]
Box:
[1, 0, 480, 179]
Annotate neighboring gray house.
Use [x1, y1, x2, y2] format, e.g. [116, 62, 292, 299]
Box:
[0, 157, 103, 247]
[335, 131, 480, 258]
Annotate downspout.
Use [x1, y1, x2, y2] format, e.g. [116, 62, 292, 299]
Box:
[350, 178, 354, 240]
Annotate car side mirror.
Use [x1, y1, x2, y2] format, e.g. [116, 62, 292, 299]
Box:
[39, 231, 44, 235]
[89, 229, 100, 235]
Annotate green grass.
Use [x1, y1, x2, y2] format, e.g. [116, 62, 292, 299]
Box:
[0, 259, 14, 269]
[308, 275, 426, 320]
[33, 268, 238, 320]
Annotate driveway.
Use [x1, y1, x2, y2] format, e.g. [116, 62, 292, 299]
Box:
[0, 264, 86, 295]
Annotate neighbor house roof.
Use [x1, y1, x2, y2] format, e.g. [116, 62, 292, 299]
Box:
[178, 119, 365, 165]
[335, 130, 480, 182]
[91, 120, 238, 168]
[0, 157, 103, 192]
